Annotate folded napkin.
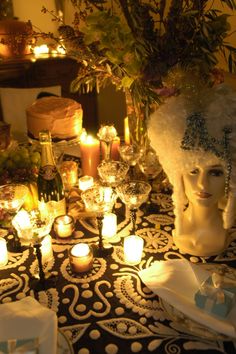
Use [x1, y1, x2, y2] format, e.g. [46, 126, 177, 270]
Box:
[0, 296, 58, 354]
[139, 259, 236, 339]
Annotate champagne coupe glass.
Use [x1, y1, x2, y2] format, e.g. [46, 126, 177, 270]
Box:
[81, 185, 117, 257]
[116, 180, 151, 234]
[0, 184, 28, 252]
[138, 148, 162, 185]
[97, 160, 129, 188]
[119, 143, 143, 179]
[28, 210, 54, 292]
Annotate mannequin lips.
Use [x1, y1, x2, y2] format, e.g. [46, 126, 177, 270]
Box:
[195, 191, 212, 199]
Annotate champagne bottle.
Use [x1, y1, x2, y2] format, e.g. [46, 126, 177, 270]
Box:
[37, 130, 66, 219]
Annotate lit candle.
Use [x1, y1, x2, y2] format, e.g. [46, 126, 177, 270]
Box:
[59, 160, 78, 190]
[79, 175, 94, 191]
[12, 210, 33, 245]
[40, 235, 53, 263]
[124, 235, 144, 265]
[124, 117, 130, 145]
[54, 215, 75, 238]
[0, 237, 8, 267]
[69, 243, 93, 273]
[80, 134, 100, 178]
[102, 213, 117, 239]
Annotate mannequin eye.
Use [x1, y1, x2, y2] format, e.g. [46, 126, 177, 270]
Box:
[209, 168, 224, 177]
[189, 168, 199, 175]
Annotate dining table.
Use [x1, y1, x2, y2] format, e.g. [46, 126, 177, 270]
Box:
[0, 154, 236, 354]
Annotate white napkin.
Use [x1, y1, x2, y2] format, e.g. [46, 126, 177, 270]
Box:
[139, 259, 236, 339]
[0, 296, 58, 354]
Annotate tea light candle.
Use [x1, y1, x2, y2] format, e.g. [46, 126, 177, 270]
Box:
[124, 235, 144, 265]
[0, 237, 8, 267]
[124, 117, 130, 145]
[102, 213, 117, 239]
[54, 215, 74, 238]
[80, 134, 100, 178]
[79, 175, 94, 191]
[41, 235, 53, 263]
[69, 243, 93, 273]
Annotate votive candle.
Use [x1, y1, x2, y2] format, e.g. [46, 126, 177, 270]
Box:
[41, 235, 53, 263]
[0, 237, 8, 267]
[54, 215, 75, 238]
[102, 213, 117, 239]
[124, 235, 144, 265]
[79, 175, 94, 191]
[80, 135, 100, 178]
[69, 243, 93, 273]
[59, 160, 78, 190]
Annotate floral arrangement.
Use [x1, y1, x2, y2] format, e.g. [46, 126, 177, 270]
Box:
[42, 0, 236, 143]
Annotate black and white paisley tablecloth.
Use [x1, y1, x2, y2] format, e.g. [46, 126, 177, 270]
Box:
[1, 186, 236, 354]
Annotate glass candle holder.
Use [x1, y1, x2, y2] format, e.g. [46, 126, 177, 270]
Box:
[59, 160, 78, 191]
[54, 215, 75, 238]
[124, 235, 144, 265]
[69, 243, 93, 273]
[78, 175, 94, 191]
[0, 237, 8, 267]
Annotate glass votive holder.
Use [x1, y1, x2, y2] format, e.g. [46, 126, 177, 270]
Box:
[0, 237, 8, 267]
[59, 160, 78, 191]
[69, 243, 93, 273]
[78, 175, 94, 191]
[124, 235, 144, 265]
[54, 215, 75, 238]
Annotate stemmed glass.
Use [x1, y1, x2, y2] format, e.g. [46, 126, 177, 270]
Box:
[116, 180, 151, 234]
[81, 185, 117, 257]
[0, 184, 28, 252]
[97, 125, 117, 161]
[119, 144, 143, 179]
[138, 148, 162, 186]
[13, 209, 54, 291]
[97, 160, 129, 188]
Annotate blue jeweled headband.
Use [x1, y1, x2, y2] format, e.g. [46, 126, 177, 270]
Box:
[180, 112, 232, 195]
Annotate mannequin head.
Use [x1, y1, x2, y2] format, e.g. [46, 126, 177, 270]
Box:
[148, 77, 236, 234]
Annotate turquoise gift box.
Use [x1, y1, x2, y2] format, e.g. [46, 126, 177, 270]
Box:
[194, 273, 236, 318]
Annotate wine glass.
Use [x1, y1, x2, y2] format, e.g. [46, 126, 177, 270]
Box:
[97, 160, 129, 188]
[138, 148, 162, 185]
[0, 184, 28, 252]
[119, 143, 143, 179]
[81, 185, 117, 257]
[116, 180, 151, 234]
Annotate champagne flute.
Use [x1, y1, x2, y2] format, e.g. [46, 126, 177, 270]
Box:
[116, 180, 151, 234]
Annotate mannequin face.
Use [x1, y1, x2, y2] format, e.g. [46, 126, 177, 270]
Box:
[182, 163, 225, 207]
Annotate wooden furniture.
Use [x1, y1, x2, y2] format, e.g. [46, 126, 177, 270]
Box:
[0, 54, 99, 133]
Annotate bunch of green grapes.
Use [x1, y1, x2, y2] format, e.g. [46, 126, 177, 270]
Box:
[0, 144, 41, 184]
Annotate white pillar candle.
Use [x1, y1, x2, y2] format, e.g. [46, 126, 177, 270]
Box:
[124, 235, 144, 265]
[40, 235, 53, 263]
[69, 243, 93, 273]
[12, 210, 33, 245]
[54, 215, 75, 238]
[102, 213, 117, 239]
[79, 175, 94, 191]
[0, 237, 8, 267]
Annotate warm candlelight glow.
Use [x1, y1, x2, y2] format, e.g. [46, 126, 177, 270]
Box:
[69, 243, 94, 273]
[12, 210, 32, 245]
[41, 235, 53, 263]
[124, 235, 144, 265]
[80, 134, 100, 178]
[124, 117, 130, 145]
[0, 238, 8, 267]
[79, 176, 94, 191]
[102, 213, 117, 239]
[59, 160, 78, 191]
[54, 215, 74, 238]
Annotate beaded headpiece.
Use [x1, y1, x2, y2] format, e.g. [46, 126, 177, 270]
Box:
[180, 112, 232, 195]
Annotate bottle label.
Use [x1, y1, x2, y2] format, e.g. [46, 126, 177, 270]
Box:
[39, 165, 57, 180]
[38, 198, 66, 219]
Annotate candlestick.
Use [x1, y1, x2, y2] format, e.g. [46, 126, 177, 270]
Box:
[80, 134, 100, 178]
[40, 235, 53, 263]
[79, 175, 94, 191]
[59, 160, 78, 191]
[102, 213, 117, 239]
[0, 237, 8, 267]
[124, 235, 144, 265]
[54, 215, 75, 238]
[124, 117, 130, 145]
[69, 243, 93, 273]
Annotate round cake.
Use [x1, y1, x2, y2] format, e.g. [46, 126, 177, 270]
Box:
[26, 96, 83, 141]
